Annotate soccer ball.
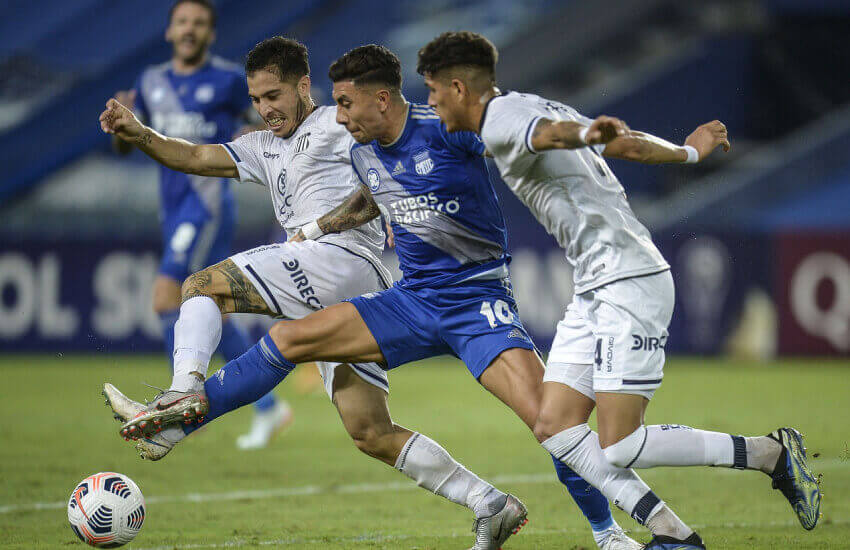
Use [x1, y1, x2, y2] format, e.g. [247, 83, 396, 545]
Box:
[67, 472, 145, 547]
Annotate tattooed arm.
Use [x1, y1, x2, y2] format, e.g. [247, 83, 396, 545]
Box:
[530, 115, 628, 152]
[290, 183, 381, 242]
[99, 98, 237, 178]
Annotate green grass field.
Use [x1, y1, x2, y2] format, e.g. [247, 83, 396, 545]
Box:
[0, 355, 847, 549]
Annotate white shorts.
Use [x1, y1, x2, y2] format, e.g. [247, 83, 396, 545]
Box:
[231, 240, 392, 397]
[544, 270, 674, 400]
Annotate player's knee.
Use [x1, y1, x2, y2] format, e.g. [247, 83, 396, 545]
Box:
[348, 425, 392, 459]
[533, 406, 585, 443]
[601, 428, 644, 468]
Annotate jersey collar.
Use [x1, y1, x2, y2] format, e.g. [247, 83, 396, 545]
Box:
[478, 88, 505, 134]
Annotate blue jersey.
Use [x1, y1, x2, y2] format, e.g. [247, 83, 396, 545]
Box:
[350, 104, 509, 288]
[135, 56, 250, 221]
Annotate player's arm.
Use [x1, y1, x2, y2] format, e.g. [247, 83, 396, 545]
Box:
[99, 98, 237, 178]
[530, 116, 629, 151]
[290, 183, 380, 242]
[602, 120, 731, 164]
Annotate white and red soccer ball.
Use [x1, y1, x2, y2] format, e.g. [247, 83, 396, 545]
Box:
[67, 472, 145, 547]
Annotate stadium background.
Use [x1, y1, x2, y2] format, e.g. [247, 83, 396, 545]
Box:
[0, 1, 848, 549]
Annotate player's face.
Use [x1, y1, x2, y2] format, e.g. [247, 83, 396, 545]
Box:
[165, 3, 215, 64]
[424, 73, 465, 132]
[248, 70, 305, 138]
[332, 81, 384, 143]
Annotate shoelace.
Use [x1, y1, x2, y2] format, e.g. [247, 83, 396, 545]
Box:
[141, 382, 168, 406]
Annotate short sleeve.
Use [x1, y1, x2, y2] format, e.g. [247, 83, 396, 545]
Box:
[480, 96, 542, 173]
[221, 131, 272, 185]
[441, 126, 486, 157]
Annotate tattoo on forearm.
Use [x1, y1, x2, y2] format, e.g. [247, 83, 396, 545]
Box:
[182, 259, 272, 315]
[136, 130, 152, 147]
[317, 184, 380, 234]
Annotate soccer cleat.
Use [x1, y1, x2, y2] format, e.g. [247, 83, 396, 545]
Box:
[236, 402, 294, 450]
[469, 494, 528, 550]
[643, 532, 705, 549]
[598, 527, 643, 550]
[102, 383, 178, 461]
[767, 427, 822, 530]
[118, 386, 208, 439]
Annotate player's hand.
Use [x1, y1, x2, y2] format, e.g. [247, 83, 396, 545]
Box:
[113, 90, 136, 110]
[585, 115, 629, 145]
[100, 98, 144, 141]
[684, 120, 731, 161]
[289, 230, 306, 243]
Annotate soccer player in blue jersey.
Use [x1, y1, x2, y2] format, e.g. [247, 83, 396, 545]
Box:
[111, 0, 290, 449]
[415, 31, 822, 549]
[116, 44, 642, 549]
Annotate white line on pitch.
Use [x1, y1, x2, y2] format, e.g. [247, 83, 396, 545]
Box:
[2, 458, 845, 515]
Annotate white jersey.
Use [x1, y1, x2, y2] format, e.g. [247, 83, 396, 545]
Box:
[222, 105, 388, 279]
[480, 91, 669, 294]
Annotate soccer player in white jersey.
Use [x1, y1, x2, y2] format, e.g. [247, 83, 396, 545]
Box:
[416, 31, 822, 549]
[100, 36, 534, 549]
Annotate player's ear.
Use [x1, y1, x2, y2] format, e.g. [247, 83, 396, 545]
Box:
[376, 88, 391, 113]
[451, 78, 468, 102]
[297, 75, 311, 100]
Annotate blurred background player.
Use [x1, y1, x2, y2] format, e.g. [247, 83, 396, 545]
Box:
[110, 0, 290, 450]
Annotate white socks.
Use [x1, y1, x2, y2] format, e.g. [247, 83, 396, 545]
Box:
[602, 425, 781, 472]
[603, 425, 737, 469]
[394, 433, 506, 518]
[541, 424, 661, 525]
[171, 296, 222, 392]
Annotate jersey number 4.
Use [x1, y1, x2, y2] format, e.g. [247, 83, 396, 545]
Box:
[479, 300, 515, 329]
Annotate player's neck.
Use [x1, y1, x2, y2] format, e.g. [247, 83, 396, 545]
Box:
[172, 52, 209, 75]
[377, 100, 409, 147]
[289, 97, 317, 135]
[469, 86, 500, 133]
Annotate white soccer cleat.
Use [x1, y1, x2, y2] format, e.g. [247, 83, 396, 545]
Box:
[597, 526, 643, 550]
[236, 402, 293, 450]
[102, 383, 180, 461]
[469, 494, 528, 550]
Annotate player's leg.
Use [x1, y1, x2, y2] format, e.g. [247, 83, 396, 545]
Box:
[592, 272, 821, 531]
[326, 363, 528, 548]
[441, 280, 637, 548]
[151, 275, 182, 367]
[479, 350, 637, 549]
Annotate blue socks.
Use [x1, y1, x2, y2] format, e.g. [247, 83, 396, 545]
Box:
[551, 454, 614, 532]
[158, 310, 180, 369]
[184, 334, 294, 435]
[219, 318, 278, 413]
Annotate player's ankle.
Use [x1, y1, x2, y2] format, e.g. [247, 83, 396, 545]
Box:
[472, 488, 507, 518]
[170, 371, 204, 393]
[646, 505, 693, 541]
[745, 435, 783, 474]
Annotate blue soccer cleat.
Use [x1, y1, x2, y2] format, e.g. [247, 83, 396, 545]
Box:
[643, 532, 705, 549]
[768, 427, 822, 530]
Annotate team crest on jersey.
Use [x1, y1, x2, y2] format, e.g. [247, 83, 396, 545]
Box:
[195, 84, 215, 103]
[367, 168, 381, 191]
[413, 151, 434, 175]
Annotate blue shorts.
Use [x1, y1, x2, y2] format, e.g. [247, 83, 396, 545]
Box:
[349, 278, 536, 379]
[159, 202, 235, 282]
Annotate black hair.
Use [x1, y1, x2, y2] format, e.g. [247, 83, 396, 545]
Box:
[328, 44, 402, 90]
[245, 37, 310, 82]
[416, 31, 497, 80]
[168, 0, 217, 28]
